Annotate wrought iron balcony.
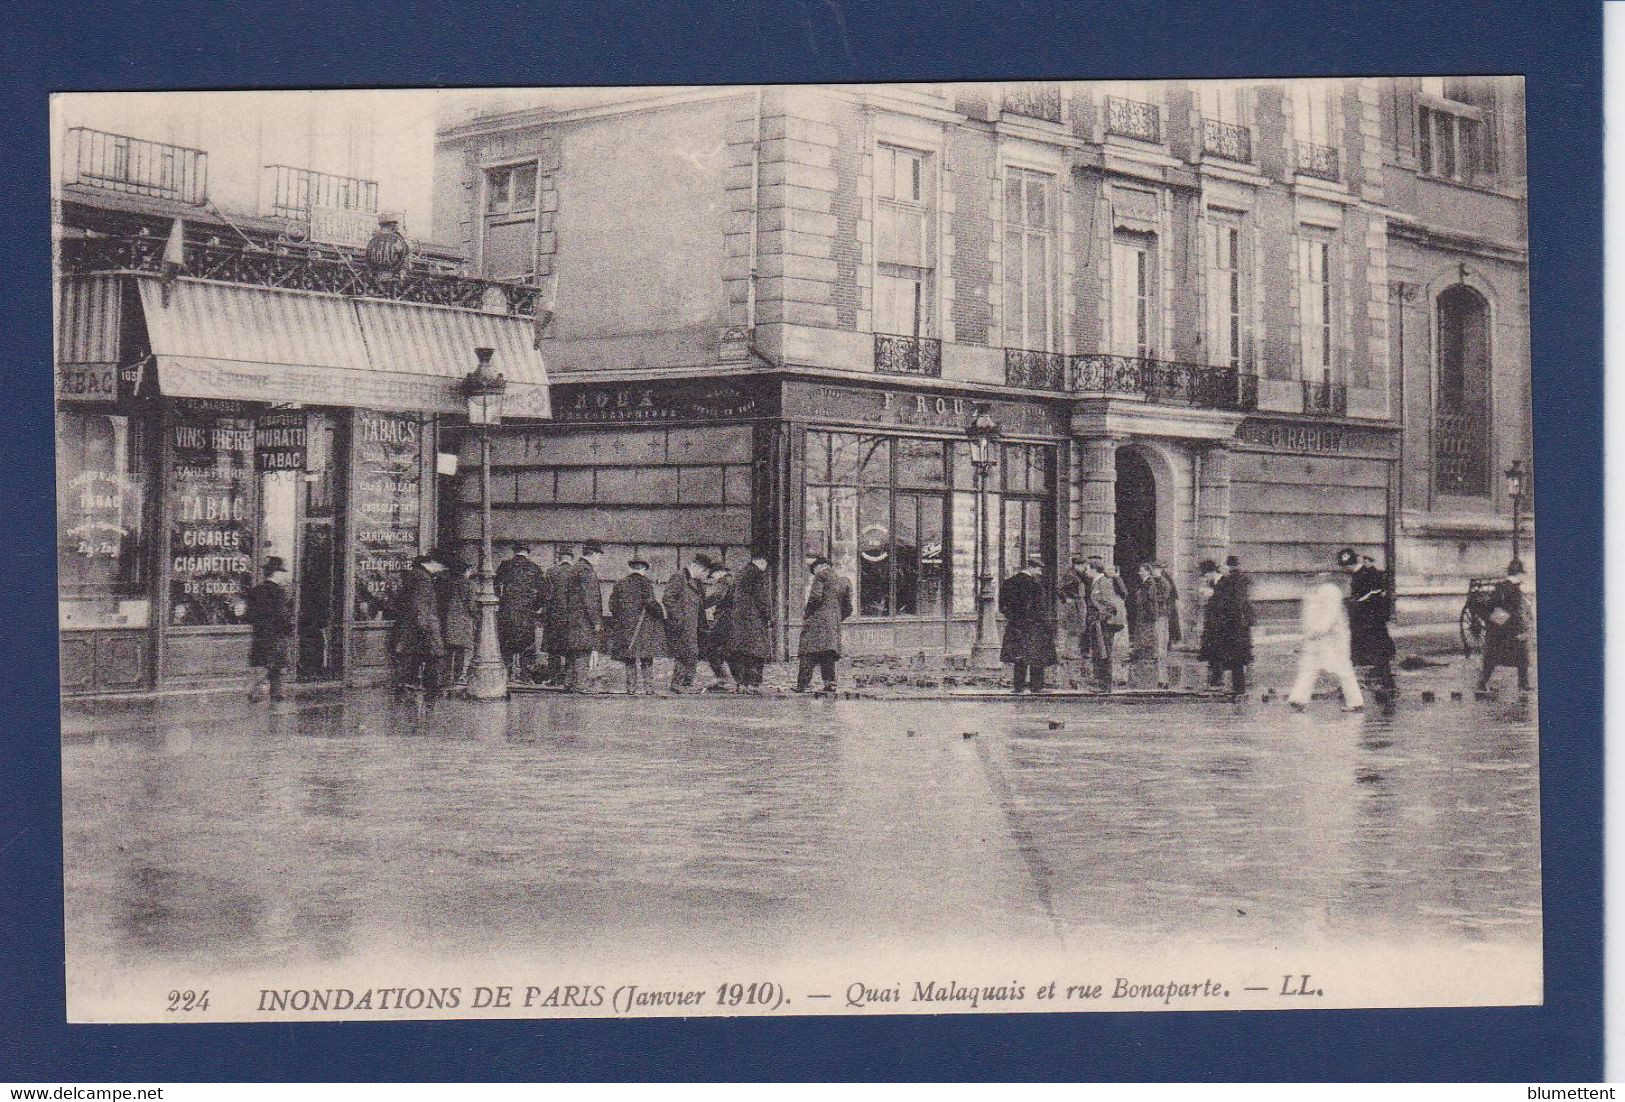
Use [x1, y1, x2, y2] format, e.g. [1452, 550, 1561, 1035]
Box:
[1004, 348, 1068, 391]
[1302, 378, 1348, 416]
[1295, 141, 1341, 182]
[1070, 354, 1257, 411]
[874, 333, 942, 378]
[1002, 82, 1063, 125]
[1105, 96, 1161, 143]
[62, 127, 207, 205]
[1434, 405, 1489, 495]
[60, 233, 543, 316]
[263, 164, 379, 220]
[1200, 118, 1253, 163]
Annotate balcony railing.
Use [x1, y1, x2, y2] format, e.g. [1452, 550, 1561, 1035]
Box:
[1002, 82, 1063, 125]
[1200, 118, 1253, 163]
[62, 127, 207, 205]
[1105, 96, 1161, 143]
[874, 333, 942, 378]
[1434, 405, 1489, 495]
[1004, 348, 1068, 391]
[1295, 141, 1341, 182]
[1070, 354, 1258, 411]
[263, 164, 379, 220]
[1302, 378, 1348, 416]
[61, 234, 543, 315]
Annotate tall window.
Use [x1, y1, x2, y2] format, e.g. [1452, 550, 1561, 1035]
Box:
[1292, 80, 1339, 147]
[1434, 285, 1491, 495]
[1003, 167, 1057, 351]
[481, 162, 538, 281]
[57, 410, 151, 630]
[1297, 233, 1336, 380]
[1207, 214, 1248, 369]
[1111, 232, 1156, 358]
[876, 145, 933, 337]
[999, 444, 1049, 590]
[1417, 79, 1497, 185]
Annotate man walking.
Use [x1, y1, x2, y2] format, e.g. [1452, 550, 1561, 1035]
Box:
[795, 555, 853, 694]
[561, 541, 605, 692]
[494, 542, 544, 678]
[1476, 559, 1532, 697]
[1287, 570, 1365, 713]
[244, 556, 294, 702]
[1340, 548, 1397, 705]
[1202, 554, 1254, 698]
[538, 547, 575, 685]
[999, 553, 1056, 694]
[663, 554, 711, 693]
[726, 550, 774, 692]
[393, 554, 446, 699]
[608, 556, 664, 694]
[700, 563, 735, 691]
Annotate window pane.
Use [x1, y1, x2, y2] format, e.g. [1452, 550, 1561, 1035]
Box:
[951, 490, 978, 615]
[1025, 499, 1044, 568]
[1002, 444, 1027, 492]
[918, 495, 946, 616]
[896, 438, 945, 487]
[857, 436, 890, 486]
[1029, 446, 1051, 491]
[1025, 175, 1048, 228]
[830, 433, 865, 484]
[909, 152, 922, 202]
[168, 408, 256, 626]
[1441, 116, 1457, 178]
[1002, 498, 1023, 579]
[805, 431, 830, 483]
[58, 410, 150, 630]
[951, 440, 976, 489]
[511, 164, 538, 208]
[486, 168, 507, 213]
[895, 493, 919, 614]
[858, 487, 891, 615]
[1004, 171, 1022, 218]
[804, 485, 831, 558]
[1026, 232, 1048, 349]
[831, 486, 860, 601]
[876, 146, 895, 200]
[483, 218, 536, 280]
[1004, 227, 1026, 343]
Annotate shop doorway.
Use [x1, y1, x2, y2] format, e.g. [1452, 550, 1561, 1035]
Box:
[258, 410, 344, 682]
[1114, 445, 1158, 577]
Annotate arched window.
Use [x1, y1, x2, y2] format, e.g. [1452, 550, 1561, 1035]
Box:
[1434, 284, 1491, 495]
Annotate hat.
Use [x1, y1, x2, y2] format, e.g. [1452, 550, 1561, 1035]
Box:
[1225, 555, 1241, 567]
[1025, 553, 1045, 568]
[412, 554, 435, 567]
[628, 557, 649, 569]
[1335, 548, 1358, 568]
[581, 540, 604, 555]
[264, 556, 287, 574]
[555, 547, 574, 560]
[1507, 559, 1526, 576]
[692, 553, 716, 570]
[1198, 559, 1218, 574]
[809, 555, 831, 569]
[510, 542, 531, 555]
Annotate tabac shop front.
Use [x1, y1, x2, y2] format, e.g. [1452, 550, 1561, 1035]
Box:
[55, 272, 549, 697]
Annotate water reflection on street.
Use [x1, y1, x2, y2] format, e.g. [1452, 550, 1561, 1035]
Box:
[62, 684, 1541, 984]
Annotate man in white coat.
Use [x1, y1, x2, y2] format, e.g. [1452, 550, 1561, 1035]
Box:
[1287, 571, 1365, 712]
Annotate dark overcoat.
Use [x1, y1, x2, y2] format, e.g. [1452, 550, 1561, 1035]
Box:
[438, 571, 475, 650]
[725, 562, 774, 660]
[1200, 569, 1254, 666]
[244, 579, 293, 670]
[663, 571, 705, 662]
[494, 554, 544, 654]
[541, 561, 575, 654]
[1347, 564, 1397, 665]
[608, 573, 665, 660]
[1481, 578, 1531, 668]
[561, 559, 604, 653]
[798, 568, 853, 656]
[999, 571, 1057, 666]
[1058, 570, 1109, 660]
[700, 575, 734, 661]
[393, 566, 446, 658]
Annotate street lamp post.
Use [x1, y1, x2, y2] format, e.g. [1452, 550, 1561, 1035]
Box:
[967, 403, 1003, 669]
[1503, 458, 1527, 564]
[463, 347, 509, 702]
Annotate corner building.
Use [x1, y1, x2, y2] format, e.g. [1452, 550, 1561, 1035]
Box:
[433, 79, 1528, 656]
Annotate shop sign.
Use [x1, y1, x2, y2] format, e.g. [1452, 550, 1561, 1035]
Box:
[57, 362, 118, 403]
[310, 206, 377, 249]
[1237, 419, 1399, 459]
[551, 378, 776, 425]
[784, 382, 1064, 437]
[167, 404, 257, 625]
[255, 411, 308, 471]
[352, 410, 423, 622]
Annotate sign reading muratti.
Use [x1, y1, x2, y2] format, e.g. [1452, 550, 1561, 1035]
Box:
[255, 411, 307, 472]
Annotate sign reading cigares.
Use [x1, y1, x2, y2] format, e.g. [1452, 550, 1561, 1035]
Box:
[351, 410, 423, 622]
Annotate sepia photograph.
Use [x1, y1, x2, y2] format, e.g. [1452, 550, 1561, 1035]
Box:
[52, 77, 1541, 1024]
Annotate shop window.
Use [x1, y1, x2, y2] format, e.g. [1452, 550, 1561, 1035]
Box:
[875, 144, 934, 338]
[57, 409, 152, 630]
[1003, 167, 1057, 351]
[167, 404, 257, 626]
[1434, 284, 1491, 495]
[351, 411, 424, 622]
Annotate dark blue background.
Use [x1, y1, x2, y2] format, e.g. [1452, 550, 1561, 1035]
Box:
[1, 0, 1602, 1081]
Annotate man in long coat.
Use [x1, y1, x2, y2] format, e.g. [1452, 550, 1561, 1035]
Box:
[1201, 554, 1255, 698]
[607, 557, 665, 694]
[244, 556, 294, 701]
[1476, 559, 1532, 696]
[561, 541, 605, 692]
[1339, 548, 1397, 703]
[1058, 556, 1115, 692]
[393, 554, 446, 697]
[700, 565, 735, 691]
[795, 555, 853, 693]
[663, 555, 710, 693]
[725, 552, 774, 691]
[999, 553, 1057, 694]
[494, 542, 544, 675]
[537, 548, 574, 685]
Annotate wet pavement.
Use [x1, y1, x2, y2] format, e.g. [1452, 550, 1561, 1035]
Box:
[61, 653, 1540, 1008]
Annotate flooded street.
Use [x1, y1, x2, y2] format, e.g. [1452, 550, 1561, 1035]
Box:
[60, 660, 1542, 1016]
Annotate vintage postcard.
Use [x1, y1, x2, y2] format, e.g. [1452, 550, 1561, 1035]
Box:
[53, 79, 1539, 1023]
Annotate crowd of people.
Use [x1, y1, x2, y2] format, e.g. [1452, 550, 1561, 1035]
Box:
[240, 536, 1531, 706]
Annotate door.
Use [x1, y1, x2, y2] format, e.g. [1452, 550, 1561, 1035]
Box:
[257, 410, 344, 681]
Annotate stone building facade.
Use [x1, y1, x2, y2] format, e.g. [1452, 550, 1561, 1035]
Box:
[431, 78, 1529, 656]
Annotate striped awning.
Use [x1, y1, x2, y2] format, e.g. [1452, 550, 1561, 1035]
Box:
[135, 276, 551, 418]
[55, 275, 124, 402]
